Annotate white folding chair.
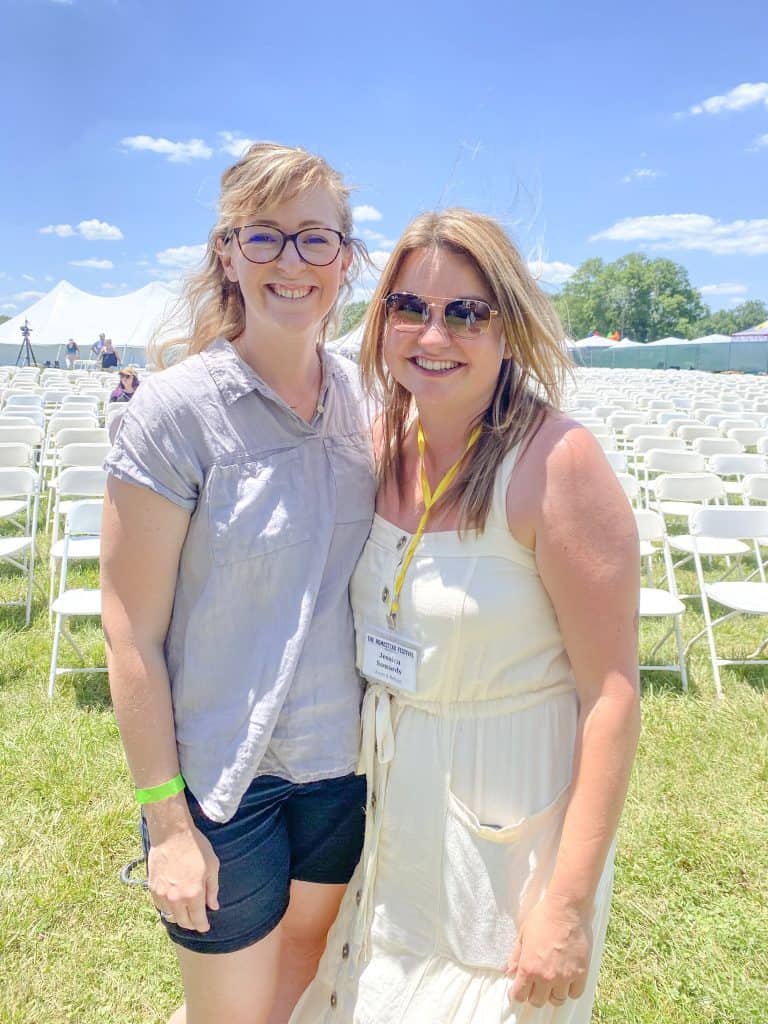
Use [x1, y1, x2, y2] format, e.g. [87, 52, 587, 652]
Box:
[685, 506, 768, 698]
[0, 468, 41, 626]
[0, 408, 45, 427]
[48, 500, 105, 697]
[708, 453, 768, 501]
[727, 428, 768, 450]
[642, 449, 706, 508]
[0, 443, 33, 468]
[693, 437, 744, 458]
[635, 509, 688, 690]
[49, 466, 107, 552]
[603, 450, 628, 473]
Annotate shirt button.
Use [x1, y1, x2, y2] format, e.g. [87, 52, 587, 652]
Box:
[330, 992, 337, 1008]
[342, 942, 350, 960]
[355, 889, 362, 906]
[381, 586, 390, 603]
[397, 535, 407, 550]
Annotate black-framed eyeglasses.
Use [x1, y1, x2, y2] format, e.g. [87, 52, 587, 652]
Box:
[383, 292, 499, 339]
[224, 224, 347, 266]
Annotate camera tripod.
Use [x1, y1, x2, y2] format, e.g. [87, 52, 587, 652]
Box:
[16, 320, 38, 368]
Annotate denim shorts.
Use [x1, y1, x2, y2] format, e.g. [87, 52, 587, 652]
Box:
[140, 772, 366, 954]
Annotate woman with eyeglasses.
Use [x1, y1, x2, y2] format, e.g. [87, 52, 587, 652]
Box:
[100, 143, 375, 1024]
[290, 209, 640, 1023]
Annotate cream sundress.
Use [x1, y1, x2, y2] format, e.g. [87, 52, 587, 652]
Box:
[291, 445, 616, 1023]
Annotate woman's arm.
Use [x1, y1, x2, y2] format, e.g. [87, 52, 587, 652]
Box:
[507, 420, 641, 1008]
[101, 476, 219, 932]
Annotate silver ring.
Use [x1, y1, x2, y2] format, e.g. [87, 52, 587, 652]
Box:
[159, 910, 176, 923]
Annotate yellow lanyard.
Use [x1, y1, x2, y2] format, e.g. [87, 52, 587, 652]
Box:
[388, 421, 482, 628]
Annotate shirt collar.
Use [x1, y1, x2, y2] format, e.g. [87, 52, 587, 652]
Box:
[201, 336, 336, 411]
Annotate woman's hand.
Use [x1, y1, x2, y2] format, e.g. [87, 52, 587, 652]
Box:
[506, 894, 593, 1008]
[147, 819, 220, 933]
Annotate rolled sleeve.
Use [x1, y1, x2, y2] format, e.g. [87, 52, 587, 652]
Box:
[104, 378, 202, 512]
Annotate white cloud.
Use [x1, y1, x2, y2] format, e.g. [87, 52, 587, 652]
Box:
[359, 228, 395, 247]
[699, 282, 748, 297]
[353, 205, 383, 223]
[40, 223, 76, 237]
[69, 258, 114, 270]
[748, 133, 768, 152]
[368, 250, 393, 272]
[21, 274, 35, 282]
[687, 82, 768, 116]
[1, 303, 18, 311]
[156, 244, 207, 268]
[622, 168, 661, 183]
[121, 134, 213, 163]
[44, 275, 54, 282]
[40, 219, 123, 240]
[590, 213, 768, 256]
[8, 290, 46, 303]
[527, 260, 577, 287]
[218, 132, 256, 158]
[78, 218, 123, 241]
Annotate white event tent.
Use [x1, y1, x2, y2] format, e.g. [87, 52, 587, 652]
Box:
[0, 280, 181, 367]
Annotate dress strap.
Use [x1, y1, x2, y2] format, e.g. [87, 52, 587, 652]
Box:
[489, 441, 523, 533]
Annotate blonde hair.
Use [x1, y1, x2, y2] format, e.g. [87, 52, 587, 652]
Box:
[151, 142, 368, 367]
[359, 208, 573, 533]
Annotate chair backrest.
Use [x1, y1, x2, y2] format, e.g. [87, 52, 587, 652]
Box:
[0, 442, 32, 468]
[742, 474, 768, 503]
[603, 450, 628, 472]
[42, 389, 73, 407]
[64, 499, 104, 538]
[615, 472, 639, 500]
[634, 508, 666, 542]
[624, 423, 670, 442]
[607, 412, 646, 431]
[633, 435, 686, 455]
[0, 466, 38, 498]
[56, 466, 107, 499]
[54, 427, 110, 447]
[59, 443, 110, 468]
[644, 449, 706, 474]
[708, 453, 767, 478]
[728, 428, 768, 447]
[693, 437, 744, 457]
[48, 415, 99, 434]
[0, 424, 44, 446]
[689, 505, 768, 540]
[4, 393, 44, 408]
[654, 472, 725, 502]
[677, 424, 718, 443]
[0, 409, 45, 426]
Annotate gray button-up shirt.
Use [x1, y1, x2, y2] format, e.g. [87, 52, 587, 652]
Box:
[105, 338, 375, 822]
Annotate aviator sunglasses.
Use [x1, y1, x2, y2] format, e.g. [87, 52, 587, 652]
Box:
[383, 292, 499, 339]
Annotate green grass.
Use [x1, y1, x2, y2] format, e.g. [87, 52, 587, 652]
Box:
[0, 512, 766, 1023]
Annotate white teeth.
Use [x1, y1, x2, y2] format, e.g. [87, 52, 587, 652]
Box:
[270, 285, 313, 299]
[415, 357, 460, 371]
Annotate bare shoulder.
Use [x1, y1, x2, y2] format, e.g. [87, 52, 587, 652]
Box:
[507, 410, 634, 548]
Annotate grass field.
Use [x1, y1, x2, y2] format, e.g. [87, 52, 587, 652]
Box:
[0, 513, 766, 1024]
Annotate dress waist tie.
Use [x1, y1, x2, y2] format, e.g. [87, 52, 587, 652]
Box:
[354, 684, 398, 963]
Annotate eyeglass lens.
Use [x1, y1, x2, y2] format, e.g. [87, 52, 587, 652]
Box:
[385, 293, 493, 337]
[238, 226, 342, 266]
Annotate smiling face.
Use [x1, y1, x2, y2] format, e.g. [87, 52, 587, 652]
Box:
[383, 247, 508, 421]
[218, 187, 351, 343]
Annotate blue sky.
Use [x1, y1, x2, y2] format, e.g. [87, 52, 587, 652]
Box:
[2, 0, 767, 320]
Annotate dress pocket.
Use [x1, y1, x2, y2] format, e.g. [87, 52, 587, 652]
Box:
[440, 785, 570, 971]
[207, 449, 311, 565]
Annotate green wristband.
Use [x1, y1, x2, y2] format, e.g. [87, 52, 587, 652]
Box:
[135, 773, 185, 805]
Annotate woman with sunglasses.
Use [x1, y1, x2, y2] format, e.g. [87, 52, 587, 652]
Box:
[101, 143, 375, 1024]
[291, 209, 640, 1022]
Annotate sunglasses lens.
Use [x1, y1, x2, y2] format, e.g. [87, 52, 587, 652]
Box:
[445, 299, 491, 336]
[386, 293, 427, 330]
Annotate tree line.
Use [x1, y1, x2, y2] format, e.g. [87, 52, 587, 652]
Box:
[337, 254, 766, 344]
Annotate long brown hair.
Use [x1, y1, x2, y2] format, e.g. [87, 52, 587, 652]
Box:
[359, 208, 573, 532]
[151, 142, 369, 367]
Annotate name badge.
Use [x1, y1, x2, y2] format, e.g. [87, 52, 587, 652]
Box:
[362, 627, 420, 692]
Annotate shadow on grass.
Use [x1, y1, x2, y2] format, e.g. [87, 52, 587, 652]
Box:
[71, 671, 113, 710]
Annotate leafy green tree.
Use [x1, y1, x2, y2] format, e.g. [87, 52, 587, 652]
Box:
[693, 300, 768, 337]
[338, 300, 369, 336]
[0, 315, 10, 326]
[553, 253, 707, 342]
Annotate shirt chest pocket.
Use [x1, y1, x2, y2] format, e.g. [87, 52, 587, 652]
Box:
[207, 449, 311, 565]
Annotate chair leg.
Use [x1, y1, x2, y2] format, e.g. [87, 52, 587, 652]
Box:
[674, 616, 688, 692]
[48, 614, 64, 698]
